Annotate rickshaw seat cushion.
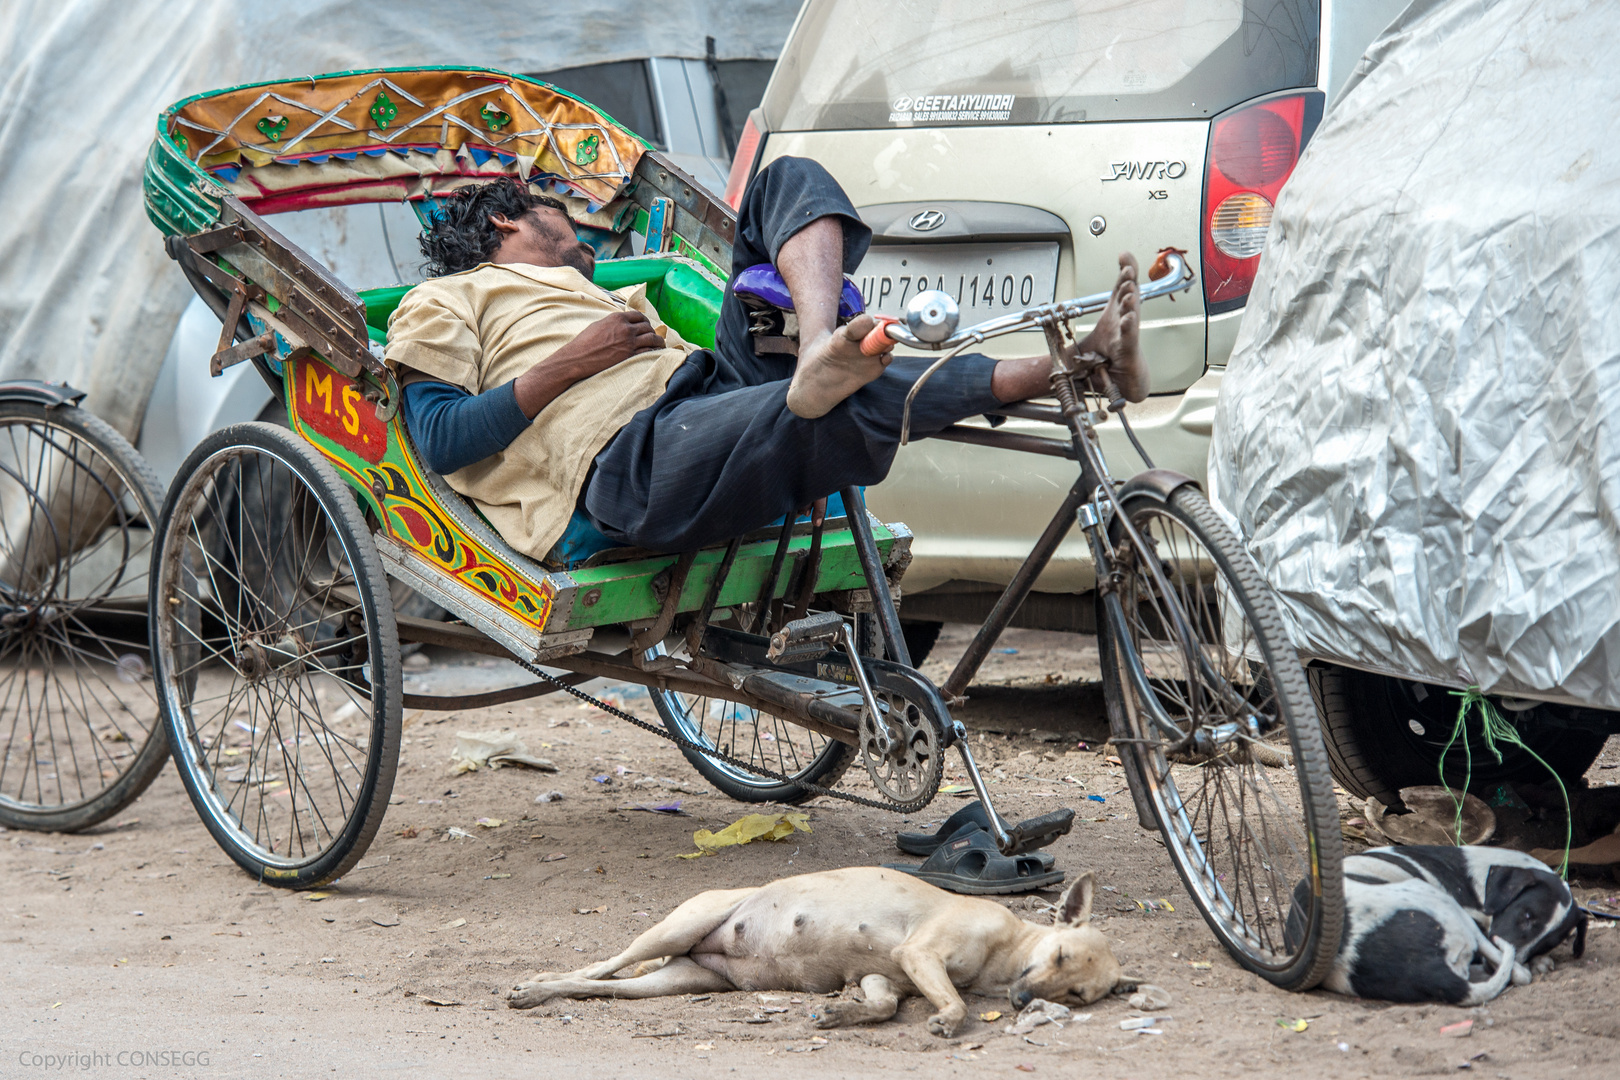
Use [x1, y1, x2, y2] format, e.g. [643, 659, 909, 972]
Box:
[358, 255, 723, 350]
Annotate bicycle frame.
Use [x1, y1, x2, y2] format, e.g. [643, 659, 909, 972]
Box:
[890, 252, 1208, 846]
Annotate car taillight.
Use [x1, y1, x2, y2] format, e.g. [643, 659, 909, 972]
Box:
[724, 113, 764, 210]
[1202, 94, 1308, 312]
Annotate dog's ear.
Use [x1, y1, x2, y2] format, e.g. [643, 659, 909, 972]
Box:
[1482, 866, 1541, 915]
[1057, 871, 1095, 926]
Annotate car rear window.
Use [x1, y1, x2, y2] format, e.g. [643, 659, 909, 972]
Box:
[764, 0, 1319, 130]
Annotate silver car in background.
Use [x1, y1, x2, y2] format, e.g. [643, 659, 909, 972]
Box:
[723, 0, 1407, 645]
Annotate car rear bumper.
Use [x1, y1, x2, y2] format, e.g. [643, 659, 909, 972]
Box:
[870, 368, 1222, 597]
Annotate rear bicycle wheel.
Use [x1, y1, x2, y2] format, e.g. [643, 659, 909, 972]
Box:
[653, 688, 855, 804]
[0, 402, 168, 832]
[1103, 484, 1342, 990]
[149, 422, 400, 888]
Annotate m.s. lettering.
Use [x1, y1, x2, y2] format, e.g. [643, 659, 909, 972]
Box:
[295, 354, 387, 463]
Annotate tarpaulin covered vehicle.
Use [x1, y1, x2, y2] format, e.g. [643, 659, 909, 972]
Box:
[1211, 0, 1620, 806]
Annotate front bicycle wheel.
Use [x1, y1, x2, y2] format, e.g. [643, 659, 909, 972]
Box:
[149, 422, 400, 888]
[0, 402, 168, 832]
[1102, 484, 1342, 990]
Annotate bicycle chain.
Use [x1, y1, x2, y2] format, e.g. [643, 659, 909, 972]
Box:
[511, 655, 941, 814]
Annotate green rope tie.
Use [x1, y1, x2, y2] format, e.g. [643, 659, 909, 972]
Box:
[1442, 687, 1570, 878]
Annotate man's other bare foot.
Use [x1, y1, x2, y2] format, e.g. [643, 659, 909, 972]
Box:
[1076, 253, 1145, 402]
[990, 253, 1145, 404]
[787, 314, 892, 419]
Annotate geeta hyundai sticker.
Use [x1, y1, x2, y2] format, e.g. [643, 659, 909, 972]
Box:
[890, 93, 1015, 124]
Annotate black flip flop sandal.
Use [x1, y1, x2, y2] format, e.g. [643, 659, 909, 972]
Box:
[883, 824, 1065, 895]
[897, 802, 1075, 859]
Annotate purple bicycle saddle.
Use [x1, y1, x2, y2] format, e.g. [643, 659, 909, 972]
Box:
[732, 263, 865, 319]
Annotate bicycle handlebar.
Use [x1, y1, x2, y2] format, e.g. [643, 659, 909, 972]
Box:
[864, 249, 1195, 354]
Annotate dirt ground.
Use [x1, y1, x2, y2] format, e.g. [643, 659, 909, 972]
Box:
[5, 624, 1619, 1080]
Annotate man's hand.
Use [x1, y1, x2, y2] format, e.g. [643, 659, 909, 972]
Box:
[514, 310, 666, 419]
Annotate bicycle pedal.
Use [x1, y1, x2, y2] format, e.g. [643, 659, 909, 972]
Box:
[766, 611, 845, 664]
[1002, 808, 1076, 856]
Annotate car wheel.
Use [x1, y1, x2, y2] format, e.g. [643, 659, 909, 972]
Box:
[1311, 664, 1608, 806]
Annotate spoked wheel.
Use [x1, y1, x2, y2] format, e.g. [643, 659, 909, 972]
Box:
[1102, 484, 1343, 990]
[0, 402, 168, 831]
[149, 422, 400, 888]
[653, 687, 855, 804]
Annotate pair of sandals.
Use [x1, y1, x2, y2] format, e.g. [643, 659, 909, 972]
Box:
[884, 801, 1075, 895]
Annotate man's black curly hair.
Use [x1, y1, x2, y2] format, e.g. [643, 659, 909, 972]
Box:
[418, 178, 568, 277]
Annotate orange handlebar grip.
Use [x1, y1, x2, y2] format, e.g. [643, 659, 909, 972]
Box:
[861, 316, 899, 357]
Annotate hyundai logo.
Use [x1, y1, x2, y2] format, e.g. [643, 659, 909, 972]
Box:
[909, 209, 947, 232]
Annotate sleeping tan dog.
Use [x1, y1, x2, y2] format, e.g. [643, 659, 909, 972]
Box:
[507, 866, 1125, 1036]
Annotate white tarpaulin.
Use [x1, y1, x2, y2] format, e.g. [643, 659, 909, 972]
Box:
[1211, 0, 1620, 707]
[0, 0, 799, 435]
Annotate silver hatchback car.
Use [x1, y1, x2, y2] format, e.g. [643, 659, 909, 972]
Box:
[724, 0, 1407, 642]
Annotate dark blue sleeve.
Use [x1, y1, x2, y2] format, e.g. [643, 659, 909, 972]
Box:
[400, 378, 531, 475]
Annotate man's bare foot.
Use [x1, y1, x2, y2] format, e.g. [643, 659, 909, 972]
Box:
[786, 313, 892, 418]
[1076, 253, 1145, 402]
[989, 253, 1146, 403]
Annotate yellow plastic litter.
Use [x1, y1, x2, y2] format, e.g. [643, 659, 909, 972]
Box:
[678, 813, 811, 858]
[1278, 1018, 1309, 1032]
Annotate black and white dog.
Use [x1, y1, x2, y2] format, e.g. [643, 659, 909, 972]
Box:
[1287, 845, 1586, 1005]
[1347, 845, 1587, 969]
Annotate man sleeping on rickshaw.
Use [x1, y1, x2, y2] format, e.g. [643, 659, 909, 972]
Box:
[385, 158, 1147, 561]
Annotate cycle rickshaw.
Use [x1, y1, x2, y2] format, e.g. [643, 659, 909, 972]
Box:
[133, 67, 1343, 989]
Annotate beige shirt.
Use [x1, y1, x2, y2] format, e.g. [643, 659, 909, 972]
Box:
[385, 263, 692, 561]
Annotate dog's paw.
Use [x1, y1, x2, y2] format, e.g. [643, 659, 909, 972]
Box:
[814, 1002, 854, 1029]
[927, 1007, 965, 1038]
[1531, 955, 1555, 977]
[508, 980, 565, 1009]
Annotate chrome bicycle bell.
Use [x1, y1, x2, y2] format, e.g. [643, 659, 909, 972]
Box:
[904, 289, 959, 343]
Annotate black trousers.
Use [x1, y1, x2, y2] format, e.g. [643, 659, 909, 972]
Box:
[582, 156, 1000, 553]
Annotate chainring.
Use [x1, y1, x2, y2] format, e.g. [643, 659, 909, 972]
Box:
[859, 688, 945, 805]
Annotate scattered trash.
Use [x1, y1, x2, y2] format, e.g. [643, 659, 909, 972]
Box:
[1005, 999, 1074, 1035]
[1364, 787, 1495, 847]
[396, 826, 419, 839]
[442, 918, 467, 930]
[1086, 794, 1106, 803]
[303, 891, 335, 902]
[542, 852, 568, 862]
[422, 996, 461, 1007]
[939, 784, 975, 797]
[535, 791, 566, 804]
[1441, 1019, 1474, 1038]
[445, 826, 475, 840]
[979, 1010, 1002, 1022]
[678, 812, 812, 858]
[485, 873, 511, 880]
[1015, 1065, 1035, 1073]
[475, 818, 504, 829]
[1189, 961, 1212, 970]
[1120, 1015, 1168, 1031]
[1338, 1042, 1349, 1052]
[1128, 985, 1172, 1011]
[371, 915, 400, 927]
[621, 801, 689, 815]
[1133, 898, 1174, 913]
[692, 1042, 715, 1052]
[592, 774, 611, 784]
[576, 906, 607, 915]
[448, 731, 557, 775]
[1277, 1018, 1308, 1032]
[115, 653, 147, 684]
[999, 648, 1019, 655]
